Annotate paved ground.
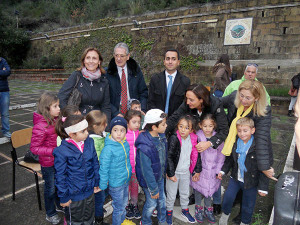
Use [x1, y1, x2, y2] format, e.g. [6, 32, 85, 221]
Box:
[0, 79, 296, 225]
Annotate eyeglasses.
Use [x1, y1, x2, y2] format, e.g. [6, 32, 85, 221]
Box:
[114, 54, 128, 59]
[247, 63, 258, 67]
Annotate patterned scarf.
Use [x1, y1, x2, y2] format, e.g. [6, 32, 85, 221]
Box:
[81, 67, 101, 81]
[236, 135, 254, 179]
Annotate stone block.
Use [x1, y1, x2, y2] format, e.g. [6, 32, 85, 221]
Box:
[286, 15, 300, 22]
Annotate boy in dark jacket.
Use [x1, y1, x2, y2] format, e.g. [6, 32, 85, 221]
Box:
[135, 109, 168, 225]
[217, 117, 268, 225]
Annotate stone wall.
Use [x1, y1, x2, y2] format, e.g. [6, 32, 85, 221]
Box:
[29, 0, 300, 86]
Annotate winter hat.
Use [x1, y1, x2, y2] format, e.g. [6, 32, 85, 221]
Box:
[142, 109, 165, 129]
[110, 116, 127, 133]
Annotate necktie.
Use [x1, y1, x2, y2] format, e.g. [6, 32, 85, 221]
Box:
[120, 69, 128, 115]
[165, 75, 173, 114]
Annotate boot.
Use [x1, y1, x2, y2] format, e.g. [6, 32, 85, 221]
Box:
[288, 110, 293, 117]
[195, 205, 204, 223]
[213, 203, 222, 215]
[204, 206, 216, 223]
[95, 216, 109, 225]
[218, 212, 230, 225]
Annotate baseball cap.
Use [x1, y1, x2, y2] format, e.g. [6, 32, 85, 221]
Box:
[142, 109, 165, 129]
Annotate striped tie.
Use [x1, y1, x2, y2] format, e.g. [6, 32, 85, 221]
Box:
[120, 69, 128, 115]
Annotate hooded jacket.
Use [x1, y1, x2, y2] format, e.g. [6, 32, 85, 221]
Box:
[126, 129, 139, 174]
[30, 112, 57, 167]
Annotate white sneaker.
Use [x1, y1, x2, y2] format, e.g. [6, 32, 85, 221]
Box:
[46, 214, 61, 224]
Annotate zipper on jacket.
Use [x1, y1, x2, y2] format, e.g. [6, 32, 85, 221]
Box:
[121, 142, 130, 182]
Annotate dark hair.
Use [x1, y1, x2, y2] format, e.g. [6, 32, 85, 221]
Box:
[61, 105, 80, 117]
[37, 91, 59, 125]
[199, 113, 217, 130]
[77, 47, 106, 74]
[131, 99, 141, 106]
[124, 110, 142, 123]
[176, 114, 196, 131]
[213, 54, 231, 76]
[86, 110, 107, 132]
[143, 113, 167, 131]
[165, 49, 180, 60]
[55, 114, 85, 139]
[185, 84, 210, 110]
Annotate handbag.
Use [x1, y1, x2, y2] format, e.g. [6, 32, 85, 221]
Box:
[67, 73, 82, 106]
[288, 85, 298, 97]
[23, 150, 39, 163]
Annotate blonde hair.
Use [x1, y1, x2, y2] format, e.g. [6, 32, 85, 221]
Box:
[236, 117, 255, 128]
[234, 80, 267, 117]
[37, 91, 59, 125]
[86, 110, 107, 132]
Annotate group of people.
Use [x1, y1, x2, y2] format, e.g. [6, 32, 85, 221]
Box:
[26, 42, 276, 225]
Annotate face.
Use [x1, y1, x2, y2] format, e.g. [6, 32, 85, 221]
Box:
[244, 65, 257, 80]
[72, 128, 89, 142]
[49, 100, 60, 118]
[111, 125, 127, 142]
[186, 91, 203, 111]
[164, 51, 180, 74]
[177, 119, 192, 139]
[155, 118, 167, 134]
[237, 125, 255, 143]
[200, 119, 215, 137]
[114, 47, 130, 68]
[84, 50, 101, 72]
[93, 123, 107, 135]
[239, 89, 257, 108]
[131, 104, 141, 111]
[128, 116, 141, 131]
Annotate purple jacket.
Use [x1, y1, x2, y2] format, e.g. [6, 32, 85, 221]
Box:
[30, 112, 58, 167]
[191, 130, 225, 198]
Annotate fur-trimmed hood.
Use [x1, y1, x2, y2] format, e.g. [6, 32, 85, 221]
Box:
[107, 57, 139, 77]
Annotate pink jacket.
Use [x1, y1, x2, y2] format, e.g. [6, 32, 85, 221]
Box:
[191, 130, 225, 198]
[30, 112, 58, 167]
[126, 129, 139, 173]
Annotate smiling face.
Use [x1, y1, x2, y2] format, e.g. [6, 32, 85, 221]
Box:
[237, 125, 255, 143]
[114, 47, 130, 68]
[84, 50, 101, 72]
[49, 100, 60, 118]
[239, 89, 257, 110]
[164, 51, 180, 74]
[186, 91, 203, 111]
[177, 119, 192, 139]
[111, 125, 127, 142]
[128, 116, 141, 132]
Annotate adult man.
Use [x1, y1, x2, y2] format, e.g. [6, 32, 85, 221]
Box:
[148, 49, 190, 117]
[223, 63, 270, 104]
[106, 43, 148, 118]
[0, 57, 11, 138]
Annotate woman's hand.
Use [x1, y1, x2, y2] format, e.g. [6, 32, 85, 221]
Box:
[60, 200, 72, 207]
[94, 187, 101, 193]
[196, 141, 211, 153]
[192, 173, 200, 182]
[217, 173, 223, 180]
[262, 167, 275, 179]
[258, 191, 267, 197]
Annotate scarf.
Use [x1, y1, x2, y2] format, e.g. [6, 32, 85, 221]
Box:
[81, 67, 101, 81]
[221, 104, 254, 156]
[236, 135, 254, 179]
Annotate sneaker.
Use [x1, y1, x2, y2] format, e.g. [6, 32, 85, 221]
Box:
[166, 210, 173, 225]
[133, 204, 141, 219]
[46, 214, 61, 225]
[56, 205, 64, 213]
[213, 204, 222, 215]
[126, 204, 134, 219]
[95, 216, 109, 225]
[204, 207, 216, 223]
[181, 208, 196, 223]
[3, 132, 11, 138]
[121, 219, 135, 225]
[152, 209, 157, 217]
[195, 205, 204, 223]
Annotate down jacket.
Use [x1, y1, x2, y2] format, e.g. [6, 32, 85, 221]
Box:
[166, 130, 200, 178]
[30, 112, 57, 167]
[190, 130, 225, 198]
[53, 138, 100, 203]
[126, 129, 139, 174]
[221, 91, 273, 171]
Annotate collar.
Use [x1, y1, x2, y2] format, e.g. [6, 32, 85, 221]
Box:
[117, 64, 127, 74]
[165, 70, 177, 77]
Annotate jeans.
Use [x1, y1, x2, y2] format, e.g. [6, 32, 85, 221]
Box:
[212, 186, 222, 204]
[95, 190, 106, 217]
[141, 179, 166, 225]
[41, 166, 60, 217]
[0, 91, 10, 134]
[109, 183, 129, 225]
[222, 178, 257, 224]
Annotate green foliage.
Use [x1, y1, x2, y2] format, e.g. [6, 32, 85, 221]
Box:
[180, 55, 204, 72]
[138, 38, 155, 53]
[23, 54, 64, 69]
[266, 86, 290, 97]
[252, 213, 268, 225]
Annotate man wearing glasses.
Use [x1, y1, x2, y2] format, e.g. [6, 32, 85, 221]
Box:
[222, 63, 270, 104]
[106, 42, 148, 118]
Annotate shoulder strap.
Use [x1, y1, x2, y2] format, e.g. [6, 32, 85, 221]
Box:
[73, 72, 81, 88]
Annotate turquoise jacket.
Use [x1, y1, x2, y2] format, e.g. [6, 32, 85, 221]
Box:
[99, 135, 132, 190]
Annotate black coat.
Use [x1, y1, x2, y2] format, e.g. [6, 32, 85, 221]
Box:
[221, 138, 269, 191]
[147, 71, 190, 117]
[166, 95, 229, 149]
[221, 91, 273, 171]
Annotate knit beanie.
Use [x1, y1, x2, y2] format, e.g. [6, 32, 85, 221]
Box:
[110, 116, 127, 133]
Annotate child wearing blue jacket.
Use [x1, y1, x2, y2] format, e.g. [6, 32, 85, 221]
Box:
[99, 116, 133, 225]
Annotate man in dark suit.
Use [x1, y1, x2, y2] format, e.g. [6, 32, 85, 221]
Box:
[148, 49, 190, 117]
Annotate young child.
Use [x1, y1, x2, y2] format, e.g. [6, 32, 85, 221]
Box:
[86, 110, 109, 225]
[166, 115, 199, 225]
[99, 116, 134, 225]
[135, 109, 168, 225]
[53, 115, 100, 225]
[191, 114, 225, 224]
[128, 99, 144, 129]
[218, 117, 268, 225]
[124, 110, 142, 220]
[30, 92, 61, 225]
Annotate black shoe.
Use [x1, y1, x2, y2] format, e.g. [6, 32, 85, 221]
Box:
[232, 213, 241, 224]
[95, 216, 109, 225]
[288, 110, 293, 117]
[189, 193, 195, 205]
[213, 204, 222, 215]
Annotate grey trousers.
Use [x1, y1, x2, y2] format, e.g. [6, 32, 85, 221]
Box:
[166, 172, 190, 211]
[195, 190, 212, 207]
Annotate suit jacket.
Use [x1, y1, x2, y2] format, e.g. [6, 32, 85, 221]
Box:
[147, 71, 190, 117]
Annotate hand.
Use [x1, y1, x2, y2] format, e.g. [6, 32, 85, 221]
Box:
[141, 111, 146, 116]
[117, 113, 124, 117]
[262, 167, 275, 179]
[196, 141, 211, 153]
[94, 187, 101, 193]
[258, 191, 267, 197]
[169, 176, 177, 182]
[217, 173, 223, 180]
[60, 199, 72, 207]
[151, 193, 159, 199]
[3, 68, 6, 70]
[192, 173, 200, 182]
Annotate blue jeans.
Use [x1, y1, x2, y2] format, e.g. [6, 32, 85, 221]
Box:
[0, 92, 10, 134]
[109, 183, 129, 225]
[95, 190, 106, 217]
[213, 186, 222, 204]
[41, 166, 60, 217]
[222, 178, 257, 224]
[142, 179, 166, 225]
